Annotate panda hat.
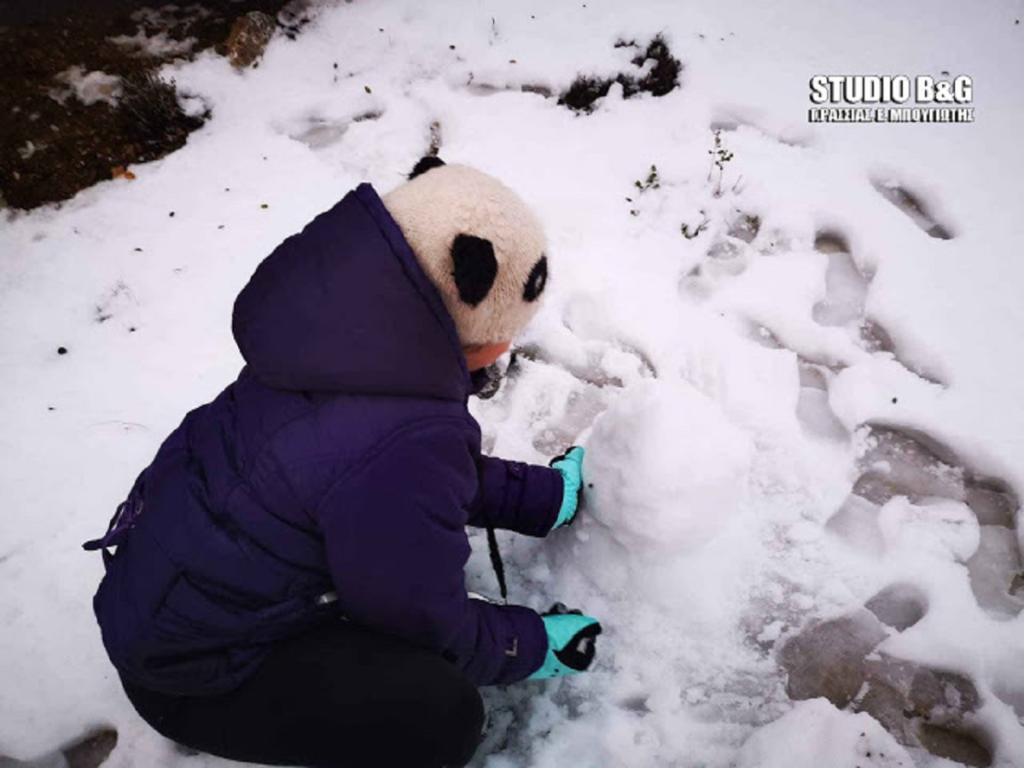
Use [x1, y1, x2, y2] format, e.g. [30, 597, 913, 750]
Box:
[383, 157, 549, 348]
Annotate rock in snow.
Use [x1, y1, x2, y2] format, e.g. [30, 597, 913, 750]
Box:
[857, 655, 991, 767]
[864, 583, 928, 632]
[224, 12, 276, 69]
[778, 609, 887, 708]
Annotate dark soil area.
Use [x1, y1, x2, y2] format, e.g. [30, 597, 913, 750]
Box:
[0, 0, 291, 210]
[559, 36, 682, 113]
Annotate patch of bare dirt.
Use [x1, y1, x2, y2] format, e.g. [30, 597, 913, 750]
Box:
[558, 36, 682, 113]
[0, 1, 293, 211]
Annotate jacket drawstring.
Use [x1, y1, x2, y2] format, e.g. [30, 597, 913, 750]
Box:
[485, 526, 508, 604]
[83, 473, 147, 569]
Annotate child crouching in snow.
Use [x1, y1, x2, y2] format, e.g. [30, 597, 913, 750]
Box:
[84, 157, 601, 768]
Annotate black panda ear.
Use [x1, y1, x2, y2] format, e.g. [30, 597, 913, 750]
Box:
[409, 155, 446, 179]
[523, 255, 548, 302]
[451, 234, 498, 307]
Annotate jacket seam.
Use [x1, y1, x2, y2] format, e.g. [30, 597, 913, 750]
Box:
[214, 393, 359, 539]
[236, 387, 336, 488]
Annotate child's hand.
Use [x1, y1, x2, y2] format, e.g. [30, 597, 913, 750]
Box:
[549, 446, 585, 529]
[528, 603, 602, 680]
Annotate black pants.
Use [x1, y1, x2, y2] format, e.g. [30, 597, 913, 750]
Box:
[121, 621, 485, 768]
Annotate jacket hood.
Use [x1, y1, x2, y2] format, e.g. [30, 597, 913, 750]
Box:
[232, 184, 472, 400]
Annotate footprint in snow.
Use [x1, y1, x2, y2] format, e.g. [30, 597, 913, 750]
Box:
[0, 727, 117, 768]
[824, 424, 1023, 620]
[871, 178, 955, 240]
[286, 110, 383, 150]
[779, 588, 994, 767]
[680, 209, 763, 298]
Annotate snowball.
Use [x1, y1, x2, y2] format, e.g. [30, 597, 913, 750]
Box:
[736, 699, 913, 768]
[585, 379, 753, 553]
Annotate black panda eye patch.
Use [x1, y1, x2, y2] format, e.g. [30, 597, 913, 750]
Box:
[523, 255, 548, 302]
[409, 155, 446, 179]
[451, 234, 498, 307]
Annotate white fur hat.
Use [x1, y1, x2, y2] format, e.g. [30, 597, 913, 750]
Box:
[382, 158, 549, 346]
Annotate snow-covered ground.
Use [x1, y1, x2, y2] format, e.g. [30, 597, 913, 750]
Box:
[2, 1, 1023, 766]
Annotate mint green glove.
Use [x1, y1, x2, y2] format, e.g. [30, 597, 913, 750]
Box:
[550, 446, 585, 529]
[528, 604, 603, 680]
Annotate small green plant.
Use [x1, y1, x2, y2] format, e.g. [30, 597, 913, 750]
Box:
[119, 72, 206, 154]
[635, 164, 661, 192]
[707, 130, 734, 197]
[681, 210, 710, 239]
[626, 164, 660, 215]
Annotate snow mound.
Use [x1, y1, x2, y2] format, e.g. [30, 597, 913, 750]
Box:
[586, 379, 753, 552]
[878, 497, 980, 562]
[736, 698, 913, 768]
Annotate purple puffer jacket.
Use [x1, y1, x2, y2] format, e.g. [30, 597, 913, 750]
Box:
[87, 184, 563, 696]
